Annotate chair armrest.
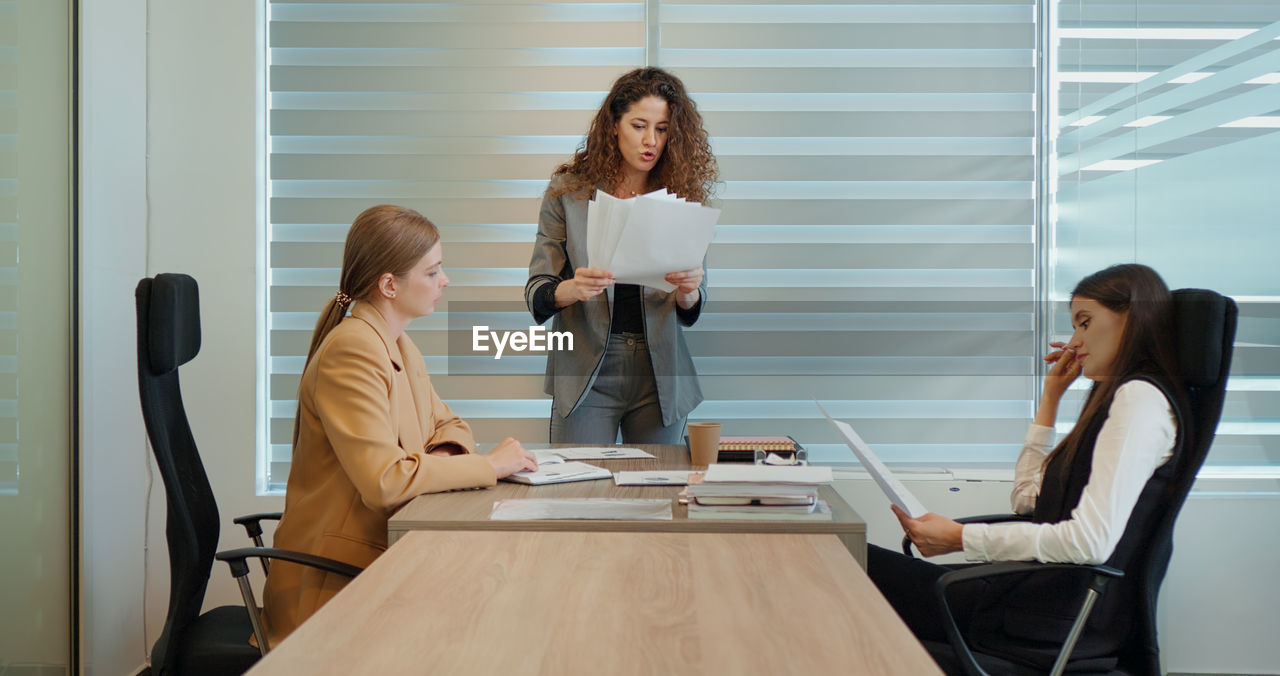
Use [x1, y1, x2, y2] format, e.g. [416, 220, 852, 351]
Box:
[215, 546, 363, 580]
[902, 514, 1031, 557]
[214, 547, 362, 656]
[938, 560, 1122, 588]
[954, 514, 1030, 525]
[934, 561, 1123, 676]
[232, 512, 283, 541]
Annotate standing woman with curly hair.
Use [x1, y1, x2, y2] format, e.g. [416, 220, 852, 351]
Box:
[526, 67, 719, 444]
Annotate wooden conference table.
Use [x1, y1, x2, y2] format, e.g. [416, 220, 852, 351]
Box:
[388, 443, 868, 567]
[247, 530, 942, 676]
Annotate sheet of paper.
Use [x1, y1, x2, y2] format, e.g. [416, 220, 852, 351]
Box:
[585, 188, 719, 292]
[587, 190, 636, 271]
[701, 464, 833, 485]
[537, 446, 655, 461]
[613, 471, 692, 486]
[608, 195, 719, 291]
[531, 450, 567, 466]
[488, 498, 673, 520]
[587, 190, 606, 269]
[816, 402, 928, 518]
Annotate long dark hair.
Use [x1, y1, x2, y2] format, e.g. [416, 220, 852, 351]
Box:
[550, 67, 718, 203]
[1046, 264, 1187, 469]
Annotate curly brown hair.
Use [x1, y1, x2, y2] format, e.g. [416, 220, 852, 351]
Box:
[550, 67, 718, 203]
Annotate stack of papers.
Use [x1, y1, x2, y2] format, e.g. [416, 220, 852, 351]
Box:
[587, 189, 720, 292]
[701, 464, 833, 485]
[687, 465, 834, 521]
[532, 447, 654, 463]
[613, 471, 693, 486]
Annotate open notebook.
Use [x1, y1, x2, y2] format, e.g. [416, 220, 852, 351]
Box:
[502, 459, 612, 486]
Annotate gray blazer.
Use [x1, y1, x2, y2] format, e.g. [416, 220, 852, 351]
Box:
[525, 174, 706, 426]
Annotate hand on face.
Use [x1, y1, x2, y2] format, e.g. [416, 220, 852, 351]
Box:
[663, 267, 704, 295]
[1042, 340, 1083, 401]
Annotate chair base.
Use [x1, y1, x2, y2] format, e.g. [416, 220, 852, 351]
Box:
[922, 640, 1129, 676]
[155, 605, 261, 676]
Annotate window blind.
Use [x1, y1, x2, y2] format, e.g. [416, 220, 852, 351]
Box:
[658, 1, 1037, 464]
[266, 0, 647, 490]
[265, 0, 1037, 490]
[1052, 2, 1280, 469]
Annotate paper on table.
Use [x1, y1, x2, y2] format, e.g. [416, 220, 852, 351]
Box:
[701, 464, 833, 485]
[613, 471, 692, 486]
[535, 447, 655, 463]
[816, 402, 928, 518]
[488, 498, 673, 520]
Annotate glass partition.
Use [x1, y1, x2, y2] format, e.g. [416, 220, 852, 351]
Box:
[0, 0, 74, 672]
[1051, 0, 1280, 469]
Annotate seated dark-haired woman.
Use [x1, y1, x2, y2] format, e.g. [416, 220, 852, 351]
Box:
[868, 263, 1189, 672]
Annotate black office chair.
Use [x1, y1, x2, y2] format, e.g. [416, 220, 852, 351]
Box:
[905, 288, 1237, 676]
[137, 273, 361, 675]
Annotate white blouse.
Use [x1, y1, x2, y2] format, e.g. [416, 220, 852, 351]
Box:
[962, 380, 1177, 564]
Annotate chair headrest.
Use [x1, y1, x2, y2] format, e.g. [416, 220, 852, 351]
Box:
[1172, 288, 1231, 388]
[146, 273, 201, 375]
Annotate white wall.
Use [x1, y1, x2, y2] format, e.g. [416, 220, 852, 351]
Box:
[79, 0, 150, 674]
[83, 2, 1280, 674]
[141, 0, 283, 645]
[1158, 482, 1280, 674]
[79, 1, 281, 673]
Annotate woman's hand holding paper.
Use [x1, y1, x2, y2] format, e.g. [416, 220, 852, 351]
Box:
[665, 267, 703, 308]
[892, 505, 964, 557]
[556, 267, 615, 307]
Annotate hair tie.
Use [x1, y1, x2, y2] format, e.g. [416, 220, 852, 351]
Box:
[334, 290, 353, 307]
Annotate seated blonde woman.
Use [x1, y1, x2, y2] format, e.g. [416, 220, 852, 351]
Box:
[260, 205, 538, 647]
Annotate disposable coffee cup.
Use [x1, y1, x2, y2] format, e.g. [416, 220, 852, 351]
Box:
[687, 422, 721, 466]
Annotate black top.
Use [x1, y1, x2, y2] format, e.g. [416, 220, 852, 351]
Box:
[610, 283, 643, 334]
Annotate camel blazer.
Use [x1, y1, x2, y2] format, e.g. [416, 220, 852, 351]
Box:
[524, 174, 706, 426]
[260, 302, 496, 647]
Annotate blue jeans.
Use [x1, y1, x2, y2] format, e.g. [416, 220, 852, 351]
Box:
[549, 332, 687, 445]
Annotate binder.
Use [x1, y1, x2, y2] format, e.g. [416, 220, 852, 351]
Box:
[683, 435, 805, 463]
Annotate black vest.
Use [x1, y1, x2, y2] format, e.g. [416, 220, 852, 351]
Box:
[967, 376, 1183, 673]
